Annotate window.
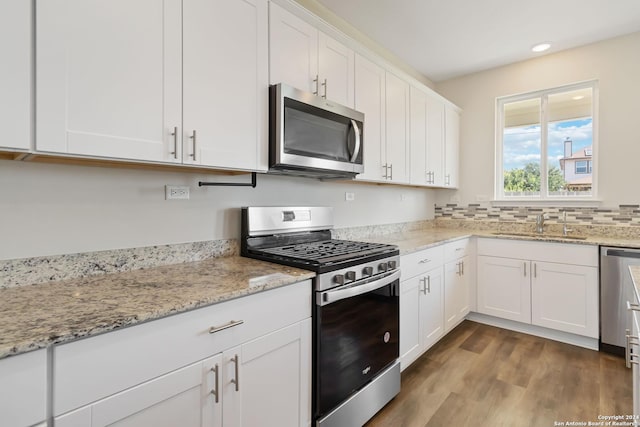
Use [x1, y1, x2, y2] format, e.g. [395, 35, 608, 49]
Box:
[496, 81, 597, 200]
[575, 160, 592, 174]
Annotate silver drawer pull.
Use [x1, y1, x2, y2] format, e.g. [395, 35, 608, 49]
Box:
[231, 354, 240, 391]
[209, 320, 244, 334]
[210, 364, 220, 403]
[418, 259, 431, 264]
[455, 247, 464, 251]
[628, 301, 640, 312]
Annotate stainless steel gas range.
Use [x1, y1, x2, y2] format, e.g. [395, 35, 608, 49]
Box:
[241, 206, 401, 427]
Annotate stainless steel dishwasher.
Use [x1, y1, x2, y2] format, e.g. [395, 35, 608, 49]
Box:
[600, 246, 640, 355]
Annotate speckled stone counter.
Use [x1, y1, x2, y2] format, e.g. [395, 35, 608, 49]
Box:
[0, 256, 314, 359]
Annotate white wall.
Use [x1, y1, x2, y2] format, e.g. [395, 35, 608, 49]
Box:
[0, 160, 435, 260]
[435, 31, 640, 207]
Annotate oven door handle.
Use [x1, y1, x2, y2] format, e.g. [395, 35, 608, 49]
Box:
[319, 270, 400, 306]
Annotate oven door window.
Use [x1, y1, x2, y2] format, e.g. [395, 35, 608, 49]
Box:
[316, 280, 399, 416]
[283, 98, 362, 164]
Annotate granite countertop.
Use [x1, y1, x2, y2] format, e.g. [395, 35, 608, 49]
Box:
[4, 225, 640, 361]
[0, 256, 315, 359]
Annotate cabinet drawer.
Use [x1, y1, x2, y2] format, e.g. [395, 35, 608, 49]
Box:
[401, 246, 444, 280]
[53, 280, 311, 416]
[444, 238, 473, 262]
[0, 349, 47, 427]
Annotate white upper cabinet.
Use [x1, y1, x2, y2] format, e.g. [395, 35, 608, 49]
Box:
[354, 54, 385, 182]
[444, 105, 460, 188]
[410, 86, 447, 187]
[36, 0, 182, 162]
[0, 0, 31, 151]
[269, 2, 354, 107]
[182, 0, 268, 171]
[384, 71, 409, 184]
[36, 0, 268, 172]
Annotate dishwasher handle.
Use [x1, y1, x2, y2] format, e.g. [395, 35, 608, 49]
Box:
[604, 248, 640, 259]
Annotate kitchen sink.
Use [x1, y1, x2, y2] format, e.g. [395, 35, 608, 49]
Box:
[491, 232, 588, 240]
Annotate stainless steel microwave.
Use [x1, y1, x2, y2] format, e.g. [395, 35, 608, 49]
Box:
[269, 83, 364, 179]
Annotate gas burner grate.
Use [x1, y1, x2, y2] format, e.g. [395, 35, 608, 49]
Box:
[259, 239, 394, 264]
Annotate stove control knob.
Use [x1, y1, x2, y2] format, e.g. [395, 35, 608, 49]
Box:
[345, 271, 356, 282]
[388, 260, 397, 270]
[362, 266, 374, 276]
[333, 274, 345, 285]
[378, 262, 388, 272]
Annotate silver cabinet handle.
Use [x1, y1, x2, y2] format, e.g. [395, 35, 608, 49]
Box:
[426, 275, 431, 293]
[626, 329, 640, 368]
[210, 364, 220, 403]
[382, 163, 388, 179]
[209, 320, 244, 334]
[627, 301, 640, 312]
[419, 277, 427, 295]
[461, 261, 464, 275]
[350, 119, 361, 163]
[445, 174, 450, 185]
[455, 247, 464, 252]
[524, 262, 527, 277]
[418, 259, 431, 264]
[534, 263, 537, 278]
[231, 354, 240, 391]
[389, 163, 393, 180]
[313, 75, 319, 95]
[170, 126, 178, 159]
[189, 130, 197, 160]
[322, 78, 327, 99]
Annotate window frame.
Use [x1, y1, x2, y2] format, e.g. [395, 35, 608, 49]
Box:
[575, 160, 592, 175]
[495, 80, 598, 202]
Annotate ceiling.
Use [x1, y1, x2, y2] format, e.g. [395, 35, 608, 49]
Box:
[315, 0, 640, 82]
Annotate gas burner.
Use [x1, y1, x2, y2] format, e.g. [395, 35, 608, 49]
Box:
[259, 240, 394, 264]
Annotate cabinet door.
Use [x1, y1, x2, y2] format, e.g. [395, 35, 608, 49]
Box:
[409, 86, 428, 186]
[444, 256, 470, 332]
[420, 266, 444, 351]
[444, 105, 460, 187]
[318, 32, 354, 107]
[531, 261, 599, 338]
[0, 0, 30, 151]
[385, 72, 409, 184]
[477, 256, 531, 323]
[36, 0, 182, 162]
[88, 359, 209, 427]
[268, 2, 318, 93]
[183, 0, 267, 171]
[226, 320, 311, 427]
[0, 349, 46, 427]
[400, 276, 421, 370]
[354, 54, 386, 182]
[426, 95, 445, 186]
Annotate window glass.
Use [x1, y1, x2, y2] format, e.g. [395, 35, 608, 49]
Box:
[497, 82, 595, 200]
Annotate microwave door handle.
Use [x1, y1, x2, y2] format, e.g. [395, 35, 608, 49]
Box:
[319, 270, 400, 306]
[350, 119, 361, 163]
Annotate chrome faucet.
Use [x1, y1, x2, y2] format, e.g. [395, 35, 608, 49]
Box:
[535, 214, 546, 234]
[562, 211, 573, 236]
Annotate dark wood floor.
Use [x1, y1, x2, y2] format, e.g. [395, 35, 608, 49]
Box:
[366, 321, 632, 427]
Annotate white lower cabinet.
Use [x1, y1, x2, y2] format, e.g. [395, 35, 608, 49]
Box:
[399, 245, 445, 370]
[55, 320, 311, 427]
[444, 255, 470, 332]
[53, 281, 312, 427]
[476, 238, 599, 338]
[477, 256, 531, 323]
[0, 349, 47, 427]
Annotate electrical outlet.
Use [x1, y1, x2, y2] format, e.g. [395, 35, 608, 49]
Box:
[345, 192, 355, 202]
[165, 185, 190, 200]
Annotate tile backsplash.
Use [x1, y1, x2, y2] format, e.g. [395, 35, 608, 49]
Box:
[435, 204, 640, 226]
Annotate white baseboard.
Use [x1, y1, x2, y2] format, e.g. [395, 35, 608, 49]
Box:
[466, 312, 599, 351]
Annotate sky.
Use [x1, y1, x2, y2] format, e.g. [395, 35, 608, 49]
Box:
[503, 118, 593, 171]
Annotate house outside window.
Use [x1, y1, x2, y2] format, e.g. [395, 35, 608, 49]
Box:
[496, 81, 597, 200]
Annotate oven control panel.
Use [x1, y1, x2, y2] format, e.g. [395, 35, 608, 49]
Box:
[317, 255, 400, 292]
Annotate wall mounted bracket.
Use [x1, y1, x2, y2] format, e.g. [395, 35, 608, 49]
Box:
[198, 172, 257, 188]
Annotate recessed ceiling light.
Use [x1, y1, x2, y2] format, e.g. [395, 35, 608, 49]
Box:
[531, 42, 551, 53]
[572, 95, 585, 100]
